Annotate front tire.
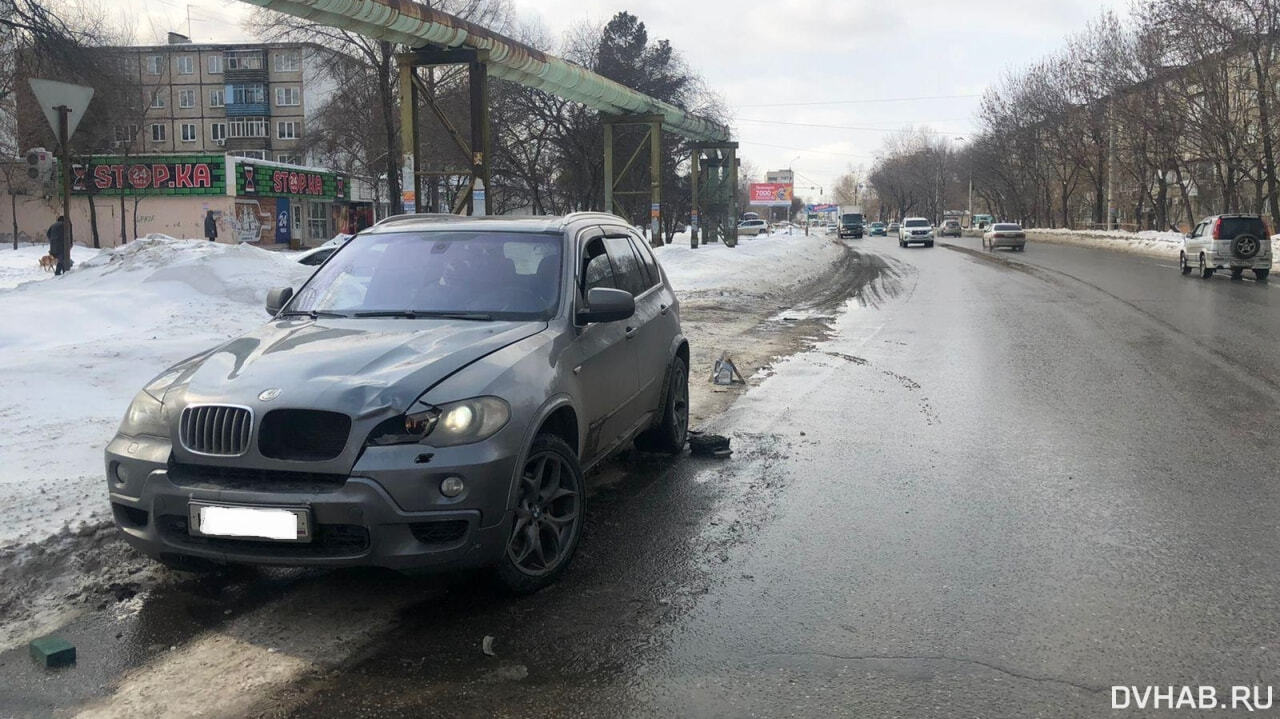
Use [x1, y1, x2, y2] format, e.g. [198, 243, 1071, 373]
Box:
[1179, 252, 1192, 275]
[635, 356, 689, 455]
[494, 434, 584, 595]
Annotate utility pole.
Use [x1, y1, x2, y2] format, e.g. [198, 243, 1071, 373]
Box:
[1106, 99, 1115, 230]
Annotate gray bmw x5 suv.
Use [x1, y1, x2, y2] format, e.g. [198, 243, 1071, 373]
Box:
[106, 213, 690, 593]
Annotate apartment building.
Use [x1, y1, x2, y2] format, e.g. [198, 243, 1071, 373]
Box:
[119, 34, 330, 164]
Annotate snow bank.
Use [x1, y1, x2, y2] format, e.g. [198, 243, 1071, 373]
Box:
[0, 245, 105, 291]
[1026, 227, 1280, 260]
[655, 229, 843, 297]
[0, 239, 311, 547]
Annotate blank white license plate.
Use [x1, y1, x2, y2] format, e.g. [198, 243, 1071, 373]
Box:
[189, 502, 311, 543]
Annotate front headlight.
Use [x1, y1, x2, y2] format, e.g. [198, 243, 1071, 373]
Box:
[118, 390, 168, 438]
[366, 396, 510, 448]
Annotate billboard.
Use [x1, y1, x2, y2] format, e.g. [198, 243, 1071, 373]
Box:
[749, 182, 793, 207]
[237, 162, 348, 201]
[68, 154, 226, 196]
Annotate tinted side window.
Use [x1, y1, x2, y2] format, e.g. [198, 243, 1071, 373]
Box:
[603, 236, 646, 296]
[628, 234, 661, 290]
[581, 238, 616, 294]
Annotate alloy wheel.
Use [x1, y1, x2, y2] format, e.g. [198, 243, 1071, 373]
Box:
[508, 450, 581, 576]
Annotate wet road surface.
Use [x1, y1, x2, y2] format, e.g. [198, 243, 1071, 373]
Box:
[8, 236, 1280, 717]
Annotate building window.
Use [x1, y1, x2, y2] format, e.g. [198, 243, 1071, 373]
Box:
[225, 51, 263, 71]
[308, 200, 329, 238]
[231, 83, 266, 105]
[114, 124, 139, 143]
[207, 54, 223, 74]
[178, 89, 195, 108]
[232, 150, 266, 160]
[275, 51, 300, 72]
[275, 153, 300, 164]
[146, 55, 164, 74]
[275, 86, 300, 106]
[149, 90, 166, 109]
[176, 55, 194, 74]
[211, 122, 227, 142]
[150, 123, 167, 142]
[209, 88, 224, 108]
[276, 120, 298, 140]
[180, 123, 198, 142]
[228, 117, 267, 138]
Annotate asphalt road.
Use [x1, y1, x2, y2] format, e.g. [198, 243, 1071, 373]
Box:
[247, 235, 1280, 717]
[9, 234, 1280, 717]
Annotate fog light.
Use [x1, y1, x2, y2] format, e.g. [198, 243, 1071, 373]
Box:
[440, 476, 465, 498]
[111, 461, 129, 486]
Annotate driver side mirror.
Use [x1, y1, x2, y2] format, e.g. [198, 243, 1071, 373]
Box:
[266, 286, 294, 316]
[576, 287, 634, 324]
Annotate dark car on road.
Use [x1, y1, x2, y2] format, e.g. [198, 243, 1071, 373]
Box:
[106, 213, 690, 594]
[839, 213, 864, 239]
[868, 222, 887, 236]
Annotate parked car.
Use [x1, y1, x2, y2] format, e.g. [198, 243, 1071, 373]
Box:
[105, 212, 690, 594]
[738, 219, 769, 236]
[838, 213, 864, 239]
[1180, 214, 1272, 281]
[898, 217, 935, 247]
[939, 219, 962, 238]
[295, 233, 354, 266]
[983, 223, 1026, 251]
[869, 222, 887, 236]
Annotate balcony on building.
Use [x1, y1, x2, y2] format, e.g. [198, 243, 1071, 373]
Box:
[226, 81, 269, 117]
[224, 49, 267, 84]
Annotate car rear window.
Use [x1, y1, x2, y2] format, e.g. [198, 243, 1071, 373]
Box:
[993, 224, 1022, 231]
[1218, 217, 1267, 239]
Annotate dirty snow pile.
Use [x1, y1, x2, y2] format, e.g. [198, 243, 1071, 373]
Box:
[0, 239, 311, 547]
[1026, 227, 1280, 259]
[655, 228, 843, 296]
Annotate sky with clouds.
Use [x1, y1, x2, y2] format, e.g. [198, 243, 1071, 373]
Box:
[121, 0, 1125, 200]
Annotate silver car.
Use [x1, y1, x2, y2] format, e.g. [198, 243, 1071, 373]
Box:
[983, 223, 1026, 251]
[105, 212, 690, 593]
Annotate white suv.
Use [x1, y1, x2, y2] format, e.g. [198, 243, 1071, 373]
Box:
[898, 217, 935, 248]
[1180, 214, 1272, 281]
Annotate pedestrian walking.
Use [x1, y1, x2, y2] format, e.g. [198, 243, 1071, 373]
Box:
[46, 215, 67, 276]
[204, 210, 218, 242]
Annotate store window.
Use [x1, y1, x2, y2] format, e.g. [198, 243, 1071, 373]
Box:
[308, 200, 329, 239]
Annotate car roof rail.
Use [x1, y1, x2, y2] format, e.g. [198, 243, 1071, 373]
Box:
[563, 211, 629, 225]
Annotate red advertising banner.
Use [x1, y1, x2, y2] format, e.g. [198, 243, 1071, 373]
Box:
[748, 182, 793, 206]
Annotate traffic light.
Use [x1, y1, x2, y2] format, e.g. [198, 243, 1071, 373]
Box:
[25, 147, 53, 182]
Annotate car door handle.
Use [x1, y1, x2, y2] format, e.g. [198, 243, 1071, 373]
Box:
[625, 326, 637, 339]
[659, 303, 669, 315]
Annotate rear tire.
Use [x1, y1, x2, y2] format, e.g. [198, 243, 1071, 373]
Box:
[1256, 268, 1270, 282]
[1179, 252, 1192, 275]
[1200, 254, 1214, 279]
[494, 434, 584, 595]
[635, 356, 689, 455]
[1231, 268, 1245, 280]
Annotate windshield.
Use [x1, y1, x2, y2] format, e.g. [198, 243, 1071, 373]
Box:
[287, 230, 562, 320]
[905, 219, 929, 227]
[842, 214, 863, 223]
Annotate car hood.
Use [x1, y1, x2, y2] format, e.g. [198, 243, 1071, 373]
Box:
[166, 318, 547, 417]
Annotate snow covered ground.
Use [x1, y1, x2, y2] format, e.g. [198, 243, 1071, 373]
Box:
[1026, 227, 1280, 260]
[0, 239, 312, 547]
[0, 230, 835, 549]
[655, 228, 842, 296]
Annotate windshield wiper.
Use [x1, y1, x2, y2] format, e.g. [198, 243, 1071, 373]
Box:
[278, 310, 351, 319]
[353, 310, 494, 321]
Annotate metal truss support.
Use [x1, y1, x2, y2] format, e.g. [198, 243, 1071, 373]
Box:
[397, 47, 491, 215]
[603, 113, 663, 246]
[691, 142, 739, 248]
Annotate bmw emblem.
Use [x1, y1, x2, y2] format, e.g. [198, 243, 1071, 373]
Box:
[258, 388, 282, 402]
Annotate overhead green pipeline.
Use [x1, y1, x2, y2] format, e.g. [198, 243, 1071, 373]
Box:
[237, 0, 731, 142]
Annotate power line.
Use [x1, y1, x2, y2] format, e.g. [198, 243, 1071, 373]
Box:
[735, 118, 972, 137]
[736, 93, 981, 108]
